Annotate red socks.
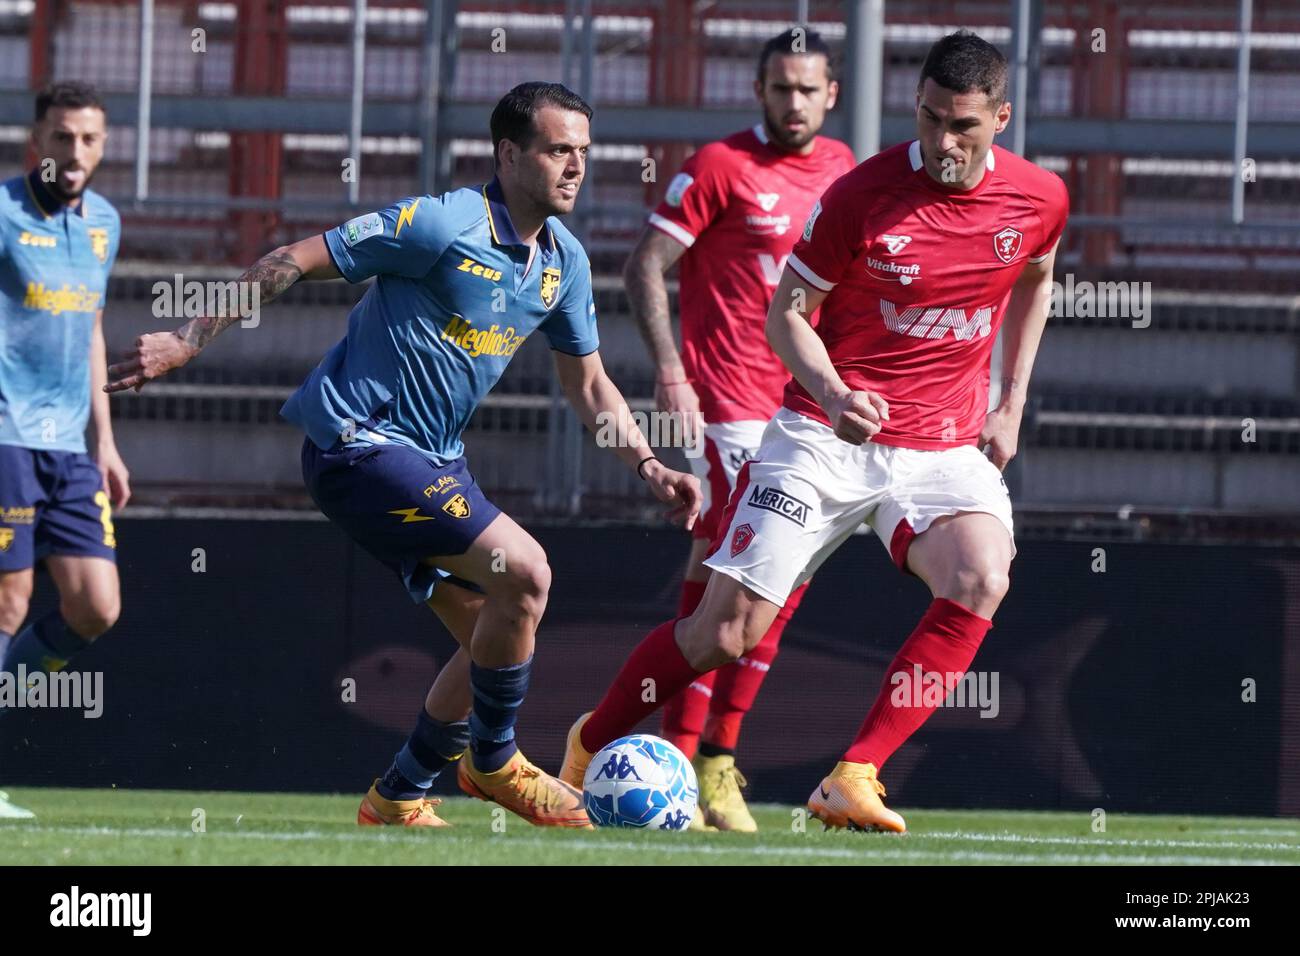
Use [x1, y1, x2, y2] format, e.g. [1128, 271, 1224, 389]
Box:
[660, 579, 712, 755]
[843, 597, 992, 768]
[581, 618, 701, 754]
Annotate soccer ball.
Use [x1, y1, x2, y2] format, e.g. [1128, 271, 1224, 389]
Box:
[583, 734, 699, 830]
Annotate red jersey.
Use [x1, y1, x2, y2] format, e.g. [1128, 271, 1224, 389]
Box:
[648, 125, 856, 423]
[785, 140, 1069, 450]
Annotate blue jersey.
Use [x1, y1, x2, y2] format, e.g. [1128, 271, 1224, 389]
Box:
[281, 178, 599, 464]
[0, 171, 120, 452]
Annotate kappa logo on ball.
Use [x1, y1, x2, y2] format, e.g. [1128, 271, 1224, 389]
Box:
[747, 485, 811, 526]
[993, 226, 1023, 264]
[730, 523, 755, 557]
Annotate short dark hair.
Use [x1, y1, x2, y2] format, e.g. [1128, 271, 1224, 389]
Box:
[757, 28, 837, 84]
[35, 80, 106, 123]
[918, 30, 1008, 106]
[489, 82, 592, 169]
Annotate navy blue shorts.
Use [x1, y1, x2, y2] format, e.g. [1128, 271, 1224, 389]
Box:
[0, 444, 117, 572]
[301, 438, 499, 604]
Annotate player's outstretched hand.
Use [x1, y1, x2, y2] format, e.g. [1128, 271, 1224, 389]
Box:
[825, 389, 889, 445]
[643, 459, 702, 531]
[105, 331, 198, 393]
[979, 406, 1021, 471]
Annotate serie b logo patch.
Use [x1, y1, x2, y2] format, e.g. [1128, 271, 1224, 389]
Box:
[540, 267, 561, 308]
[730, 523, 755, 558]
[993, 226, 1023, 264]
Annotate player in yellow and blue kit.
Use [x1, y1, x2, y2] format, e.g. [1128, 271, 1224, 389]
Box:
[0, 83, 128, 820]
[107, 83, 701, 828]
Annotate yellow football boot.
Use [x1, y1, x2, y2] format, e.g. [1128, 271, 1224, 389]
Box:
[693, 753, 757, 832]
[806, 761, 907, 833]
[458, 748, 592, 828]
[356, 779, 450, 827]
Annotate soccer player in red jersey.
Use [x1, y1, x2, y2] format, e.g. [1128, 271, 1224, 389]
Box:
[564, 30, 1068, 831]
[623, 29, 855, 831]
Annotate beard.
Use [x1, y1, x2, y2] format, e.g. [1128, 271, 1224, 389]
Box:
[46, 163, 96, 203]
[763, 108, 818, 150]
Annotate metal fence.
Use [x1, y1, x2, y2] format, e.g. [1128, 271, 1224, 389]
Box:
[4, 0, 1299, 527]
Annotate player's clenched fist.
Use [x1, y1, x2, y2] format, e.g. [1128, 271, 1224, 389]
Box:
[641, 458, 703, 532]
[104, 331, 198, 393]
[825, 389, 889, 445]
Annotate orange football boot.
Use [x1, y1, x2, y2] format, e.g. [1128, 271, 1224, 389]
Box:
[458, 748, 592, 829]
[807, 761, 907, 833]
[558, 711, 595, 789]
[357, 779, 450, 827]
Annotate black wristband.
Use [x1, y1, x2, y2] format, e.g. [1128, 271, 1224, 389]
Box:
[636, 456, 659, 480]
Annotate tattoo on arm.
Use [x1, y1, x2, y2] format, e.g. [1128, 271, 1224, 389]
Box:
[178, 249, 303, 352]
[625, 261, 679, 370]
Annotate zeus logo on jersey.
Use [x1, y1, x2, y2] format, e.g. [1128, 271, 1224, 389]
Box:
[747, 485, 810, 526]
[456, 257, 503, 282]
[18, 231, 57, 248]
[881, 299, 994, 341]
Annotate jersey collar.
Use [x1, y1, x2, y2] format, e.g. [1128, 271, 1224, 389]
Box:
[481, 177, 557, 255]
[25, 167, 87, 219]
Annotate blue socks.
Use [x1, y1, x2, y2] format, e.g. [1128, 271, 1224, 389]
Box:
[468, 657, 531, 773]
[2, 610, 88, 676]
[377, 709, 472, 801]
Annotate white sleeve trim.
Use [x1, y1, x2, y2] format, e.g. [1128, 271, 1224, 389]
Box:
[787, 253, 836, 292]
[647, 213, 696, 248]
[1026, 252, 1050, 263]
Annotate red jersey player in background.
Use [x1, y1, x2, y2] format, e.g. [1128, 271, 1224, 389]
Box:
[622, 29, 854, 831]
[564, 30, 1068, 832]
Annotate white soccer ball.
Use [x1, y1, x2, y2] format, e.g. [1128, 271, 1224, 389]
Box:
[583, 734, 699, 830]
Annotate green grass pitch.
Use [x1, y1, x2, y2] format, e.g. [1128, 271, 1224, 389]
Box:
[2, 788, 1297, 865]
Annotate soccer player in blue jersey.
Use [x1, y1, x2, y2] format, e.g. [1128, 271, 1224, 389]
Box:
[107, 83, 701, 828]
[0, 82, 127, 820]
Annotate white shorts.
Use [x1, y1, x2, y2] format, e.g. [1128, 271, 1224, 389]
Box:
[687, 419, 767, 542]
[703, 408, 1016, 606]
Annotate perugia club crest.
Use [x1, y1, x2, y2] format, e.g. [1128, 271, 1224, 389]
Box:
[540, 267, 562, 308]
[730, 523, 755, 557]
[993, 226, 1023, 264]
